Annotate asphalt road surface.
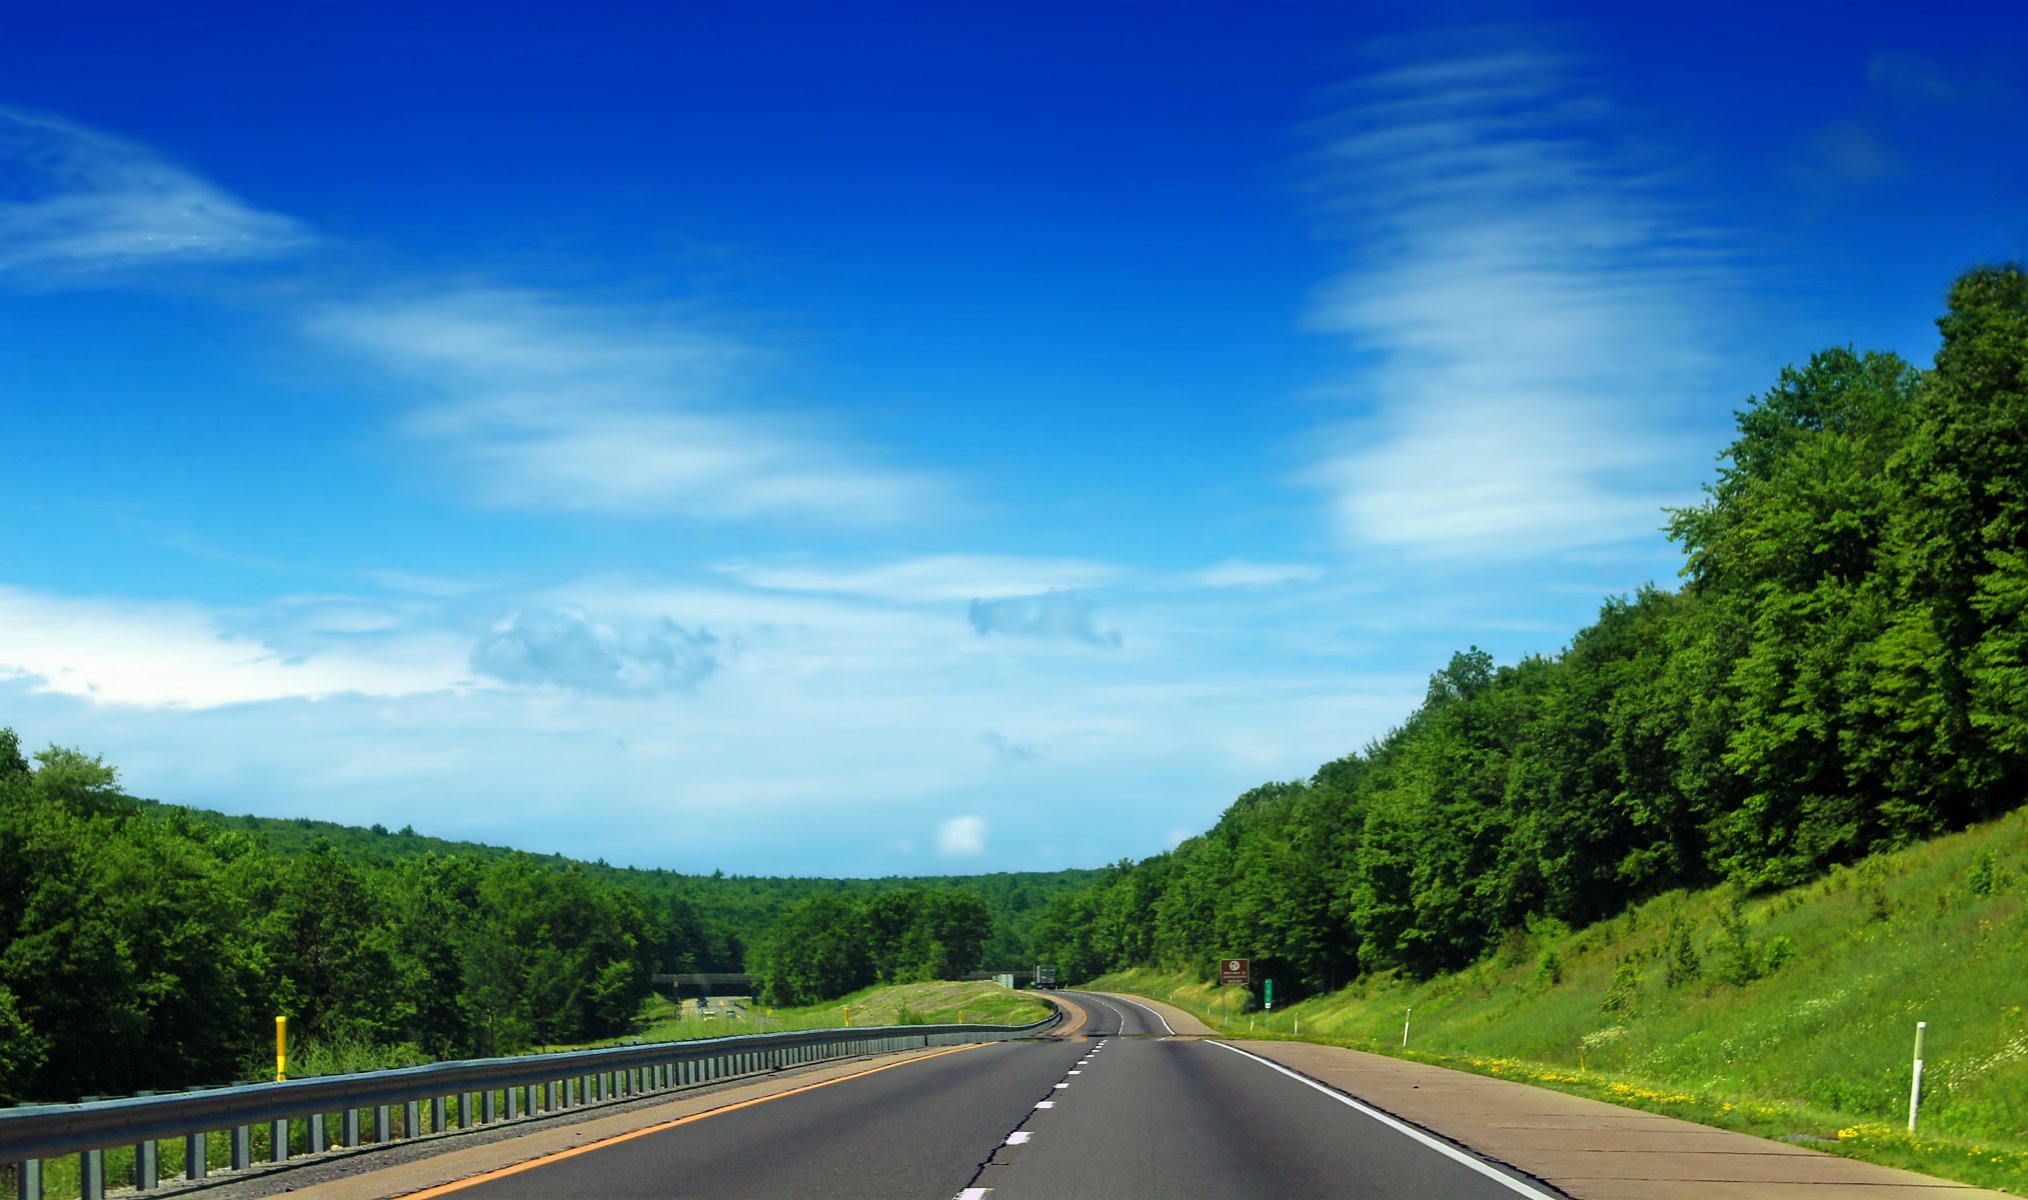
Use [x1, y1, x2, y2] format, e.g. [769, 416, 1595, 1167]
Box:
[411, 991, 1560, 1200]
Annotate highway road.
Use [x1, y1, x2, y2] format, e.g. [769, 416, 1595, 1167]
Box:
[390, 990, 1561, 1200]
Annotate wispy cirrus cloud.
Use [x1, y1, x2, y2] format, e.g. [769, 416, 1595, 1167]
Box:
[308, 288, 939, 525]
[1301, 40, 1734, 558]
[1181, 559, 1327, 589]
[716, 554, 1124, 602]
[0, 107, 306, 279]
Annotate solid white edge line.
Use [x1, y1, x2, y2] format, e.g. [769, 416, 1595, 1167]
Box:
[1205, 1041, 1563, 1200]
[1101, 991, 1177, 1036]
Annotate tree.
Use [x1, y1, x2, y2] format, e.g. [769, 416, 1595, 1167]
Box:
[750, 895, 872, 1006]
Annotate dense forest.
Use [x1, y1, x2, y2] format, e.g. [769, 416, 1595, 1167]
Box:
[0, 744, 1095, 1103]
[0, 736, 657, 1103]
[1032, 265, 2028, 998]
[143, 802, 1097, 975]
[748, 887, 994, 1005]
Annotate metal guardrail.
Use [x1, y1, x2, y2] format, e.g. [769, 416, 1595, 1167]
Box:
[0, 1012, 1059, 1200]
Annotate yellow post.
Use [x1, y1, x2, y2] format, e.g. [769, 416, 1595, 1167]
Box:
[275, 1015, 287, 1082]
[958, 1008, 965, 1024]
[843, 1006, 851, 1027]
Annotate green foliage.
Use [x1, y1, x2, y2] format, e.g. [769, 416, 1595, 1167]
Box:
[1031, 265, 2028, 1002]
[750, 886, 992, 1005]
[1663, 920, 1701, 988]
[0, 733, 658, 1101]
[124, 797, 1096, 976]
[1599, 958, 1642, 1017]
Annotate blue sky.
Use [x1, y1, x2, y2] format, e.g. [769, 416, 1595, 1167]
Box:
[1, 1, 2023, 875]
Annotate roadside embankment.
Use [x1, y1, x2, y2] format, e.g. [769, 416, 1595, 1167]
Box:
[1092, 807, 2028, 1195]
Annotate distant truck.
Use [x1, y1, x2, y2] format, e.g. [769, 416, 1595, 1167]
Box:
[1034, 963, 1058, 990]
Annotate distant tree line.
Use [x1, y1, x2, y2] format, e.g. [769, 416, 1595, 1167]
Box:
[0, 735, 656, 1103]
[748, 886, 992, 1006]
[134, 801, 1096, 979]
[1032, 265, 2028, 998]
[0, 732, 1092, 1102]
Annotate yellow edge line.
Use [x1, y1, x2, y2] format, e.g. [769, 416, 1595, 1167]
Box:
[1051, 994, 1090, 1038]
[394, 1042, 992, 1199]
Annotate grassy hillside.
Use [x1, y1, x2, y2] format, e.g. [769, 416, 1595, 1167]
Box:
[1097, 806, 2028, 1195]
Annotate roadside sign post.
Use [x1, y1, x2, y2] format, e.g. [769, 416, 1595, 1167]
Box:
[1265, 979, 1274, 1012]
[1218, 959, 1249, 1026]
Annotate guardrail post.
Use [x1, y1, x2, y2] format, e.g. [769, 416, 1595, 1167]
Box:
[230, 1125, 251, 1170]
[458, 1092, 473, 1130]
[404, 1101, 420, 1139]
[543, 1081, 556, 1111]
[431, 1096, 446, 1132]
[308, 1114, 325, 1153]
[341, 1108, 359, 1148]
[14, 1158, 41, 1200]
[482, 1091, 497, 1124]
[374, 1106, 391, 1142]
[136, 1139, 158, 1189]
[183, 1134, 206, 1180]
[508, 1087, 521, 1119]
[78, 1150, 103, 1200]
[269, 1118, 288, 1162]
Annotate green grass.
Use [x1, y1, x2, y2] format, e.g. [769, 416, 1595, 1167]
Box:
[627, 979, 1051, 1042]
[1095, 806, 2028, 1196]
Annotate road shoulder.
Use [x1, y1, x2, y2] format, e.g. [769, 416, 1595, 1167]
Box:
[228, 1045, 982, 1200]
[1226, 1039, 2011, 1200]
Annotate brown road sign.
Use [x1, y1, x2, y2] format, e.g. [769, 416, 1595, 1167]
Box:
[1218, 958, 1249, 985]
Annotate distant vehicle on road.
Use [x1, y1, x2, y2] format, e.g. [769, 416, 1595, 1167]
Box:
[1034, 963, 1058, 989]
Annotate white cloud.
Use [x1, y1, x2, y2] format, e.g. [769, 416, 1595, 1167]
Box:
[473, 606, 717, 695]
[968, 591, 1121, 647]
[716, 555, 1125, 602]
[0, 586, 462, 708]
[936, 815, 987, 858]
[0, 566, 1447, 873]
[308, 288, 938, 524]
[1301, 41, 1732, 558]
[0, 107, 306, 278]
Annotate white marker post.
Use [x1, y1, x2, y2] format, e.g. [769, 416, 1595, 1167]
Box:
[1908, 1021, 1927, 1133]
[1403, 1007, 1412, 1047]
